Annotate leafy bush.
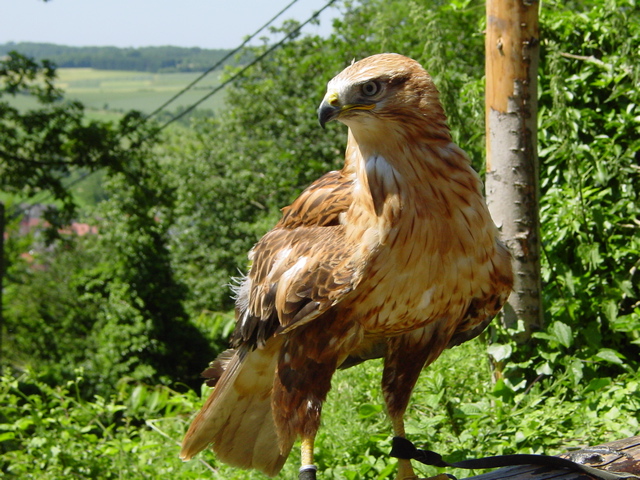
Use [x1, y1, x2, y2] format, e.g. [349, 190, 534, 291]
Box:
[0, 370, 212, 479]
[3, 169, 216, 397]
[1, 48, 216, 397]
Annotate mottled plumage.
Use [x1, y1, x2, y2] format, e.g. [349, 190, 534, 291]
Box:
[180, 53, 513, 479]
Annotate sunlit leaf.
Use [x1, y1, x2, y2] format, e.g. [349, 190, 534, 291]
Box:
[595, 349, 624, 365]
[487, 344, 512, 362]
[551, 322, 573, 348]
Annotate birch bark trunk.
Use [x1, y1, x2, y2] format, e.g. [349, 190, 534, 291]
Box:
[485, 0, 543, 340]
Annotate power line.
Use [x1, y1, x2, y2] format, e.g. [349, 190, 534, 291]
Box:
[152, 0, 337, 135]
[14, 0, 338, 209]
[145, 0, 301, 120]
[70, 0, 336, 189]
[10, 1, 306, 205]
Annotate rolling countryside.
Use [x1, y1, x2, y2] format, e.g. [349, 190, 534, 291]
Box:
[7, 68, 225, 120]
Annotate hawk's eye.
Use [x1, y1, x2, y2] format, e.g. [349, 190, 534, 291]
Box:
[361, 81, 380, 97]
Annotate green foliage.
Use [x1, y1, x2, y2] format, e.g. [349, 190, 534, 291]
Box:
[1, 51, 214, 396]
[0, 51, 155, 233]
[4, 166, 215, 396]
[4, 238, 100, 376]
[0, 371, 211, 479]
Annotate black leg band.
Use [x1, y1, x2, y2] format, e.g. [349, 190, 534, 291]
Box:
[299, 464, 317, 480]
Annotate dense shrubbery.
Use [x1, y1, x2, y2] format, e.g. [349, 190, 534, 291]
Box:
[0, 370, 211, 479]
[3, 167, 216, 396]
[1, 0, 639, 477]
[1, 52, 216, 396]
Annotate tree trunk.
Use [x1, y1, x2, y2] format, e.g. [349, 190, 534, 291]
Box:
[485, 0, 543, 340]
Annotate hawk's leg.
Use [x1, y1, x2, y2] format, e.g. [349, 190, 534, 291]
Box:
[299, 435, 317, 480]
[382, 330, 449, 480]
[391, 415, 418, 480]
[274, 319, 355, 480]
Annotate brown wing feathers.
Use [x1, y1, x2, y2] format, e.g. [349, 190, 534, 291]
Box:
[230, 162, 358, 348]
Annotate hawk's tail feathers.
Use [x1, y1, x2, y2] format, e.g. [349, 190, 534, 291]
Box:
[180, 339, 291, 477]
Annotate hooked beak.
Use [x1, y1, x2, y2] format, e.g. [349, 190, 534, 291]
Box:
[317, 90, 341, 129]
[317, 90, 376, 129]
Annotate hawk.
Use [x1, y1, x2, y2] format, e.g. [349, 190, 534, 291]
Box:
[180, 53, 513, 480]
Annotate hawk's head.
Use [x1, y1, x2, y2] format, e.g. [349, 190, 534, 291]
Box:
[317, 53, 445, 131]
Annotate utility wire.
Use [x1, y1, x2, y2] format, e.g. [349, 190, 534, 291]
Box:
[151, 0, 337, 135]
[145, 0, 301, 120]
[16, 0, 337, 208]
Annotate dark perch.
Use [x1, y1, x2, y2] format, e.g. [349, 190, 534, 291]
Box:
[462, 436, 640, 480]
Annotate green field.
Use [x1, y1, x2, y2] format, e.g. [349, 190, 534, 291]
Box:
[8, 68, 226, 119]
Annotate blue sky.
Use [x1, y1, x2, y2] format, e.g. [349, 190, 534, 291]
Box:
[0, 0, 338, 49]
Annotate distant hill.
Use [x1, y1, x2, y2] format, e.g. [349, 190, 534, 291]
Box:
[0, 42, 247, 73]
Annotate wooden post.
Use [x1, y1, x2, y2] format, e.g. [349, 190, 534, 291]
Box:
[485, 0, 542, 340]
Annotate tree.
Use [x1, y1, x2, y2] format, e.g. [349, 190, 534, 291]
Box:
[484, 0, 543, 341]
[1, 52, 214, 395]
[0, 52, 150, 232]
[1, 51, 142, 370]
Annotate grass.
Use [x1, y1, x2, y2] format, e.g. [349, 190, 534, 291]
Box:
[3, 335, 639, 479]
[6, 68, 226, 119]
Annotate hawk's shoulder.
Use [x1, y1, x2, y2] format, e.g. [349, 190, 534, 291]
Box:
[278, 169, 354, 229]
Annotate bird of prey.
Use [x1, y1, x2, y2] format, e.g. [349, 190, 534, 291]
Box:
[180, 53, 513, 480]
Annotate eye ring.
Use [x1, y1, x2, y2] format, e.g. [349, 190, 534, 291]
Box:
[361, 80, 380, 97]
